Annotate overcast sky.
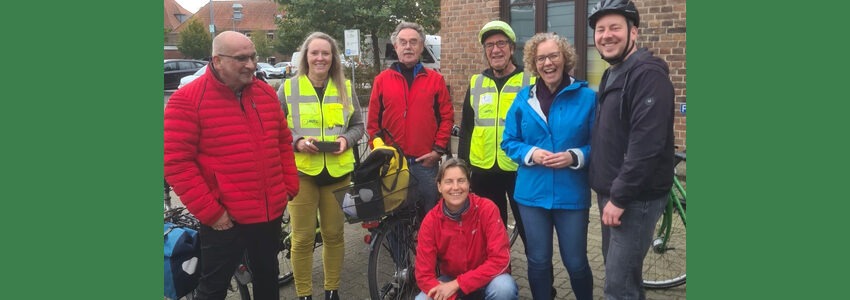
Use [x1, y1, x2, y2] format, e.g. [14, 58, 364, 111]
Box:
[176, 0, 208, 14]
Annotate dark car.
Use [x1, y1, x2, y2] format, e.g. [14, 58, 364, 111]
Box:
[165, 59, 207, 90]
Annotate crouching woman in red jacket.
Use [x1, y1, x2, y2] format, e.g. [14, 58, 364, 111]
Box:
[415, 158, 518, 300]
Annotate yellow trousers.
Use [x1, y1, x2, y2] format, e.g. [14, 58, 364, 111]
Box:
[288, 175, 349, 296]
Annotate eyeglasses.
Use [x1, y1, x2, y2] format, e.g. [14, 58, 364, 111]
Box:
[219, 54, 259, 63]
[535, 52, 562, 64]
[485, 40, 510, 50]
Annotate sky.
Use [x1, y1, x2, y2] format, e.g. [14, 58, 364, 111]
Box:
[176, 0, 208, 14]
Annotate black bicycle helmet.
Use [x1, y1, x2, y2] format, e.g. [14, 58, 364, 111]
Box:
[588, 0, 640, 29]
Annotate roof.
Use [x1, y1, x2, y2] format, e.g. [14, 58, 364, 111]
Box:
[174, 0, 282, 33]
[164, 0, 193, 31]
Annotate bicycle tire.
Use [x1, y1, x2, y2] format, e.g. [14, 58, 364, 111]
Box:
[368, 219, 419, 300]
[642, 190, 687, 289]
[278, 211, 295, 286]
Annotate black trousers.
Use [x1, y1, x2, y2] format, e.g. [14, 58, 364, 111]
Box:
[469, 170, 527, 249]
[195, 217, 282, 300]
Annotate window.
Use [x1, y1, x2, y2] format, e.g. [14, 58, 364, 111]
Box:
[503, 0, 606, 89]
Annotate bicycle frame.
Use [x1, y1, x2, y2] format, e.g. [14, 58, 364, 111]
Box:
[657, 177, 687, 250]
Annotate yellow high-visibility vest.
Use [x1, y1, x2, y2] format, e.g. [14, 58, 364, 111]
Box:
[283, 76, 355, 177]
[468, 72, 535, 171]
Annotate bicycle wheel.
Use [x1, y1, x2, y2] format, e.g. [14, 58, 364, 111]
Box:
[277, 211, 294, 285]
[368, 219, 419, 300]
[642, 192, 687, 288]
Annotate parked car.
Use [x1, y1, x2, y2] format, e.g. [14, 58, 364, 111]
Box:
[177, 65, 269, 90]
[177, 65, 206, 90]
[257, 62, 285, 79]
[164, 59, 207, 90]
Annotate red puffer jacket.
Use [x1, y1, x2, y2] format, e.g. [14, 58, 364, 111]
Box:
[367, 63, 453, 157]
[164, 66, 299, 225]
[415, 193, 511, 297]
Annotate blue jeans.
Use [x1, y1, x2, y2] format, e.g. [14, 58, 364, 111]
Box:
[407, 159, 439, 221]
[517, 204, 593, 300]
[597, 194, 666, 300]
[415, 274, 518, 300]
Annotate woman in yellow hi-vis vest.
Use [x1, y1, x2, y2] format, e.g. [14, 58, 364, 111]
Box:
[277, 32, 364, 300]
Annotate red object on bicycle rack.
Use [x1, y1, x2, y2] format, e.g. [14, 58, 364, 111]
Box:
[361, 220, 379, 229]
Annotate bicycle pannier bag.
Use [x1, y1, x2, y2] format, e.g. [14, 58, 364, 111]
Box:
[344, 138, 411, 220]
[164, 222, 200, 299]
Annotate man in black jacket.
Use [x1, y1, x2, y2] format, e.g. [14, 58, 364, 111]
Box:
[587, 1, 676, 299]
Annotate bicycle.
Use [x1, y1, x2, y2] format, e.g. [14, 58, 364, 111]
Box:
[164, 181, 319, 299]
[333, 137, 423, 300]
[641, 151, 687, 289]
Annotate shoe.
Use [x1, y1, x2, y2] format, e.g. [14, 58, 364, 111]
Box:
[325, 290, 339, 300]
[297, 296, 312, 300]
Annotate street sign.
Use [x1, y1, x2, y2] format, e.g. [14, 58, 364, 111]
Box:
[344, 29, 360, 57]
[680, 104, 686, 115]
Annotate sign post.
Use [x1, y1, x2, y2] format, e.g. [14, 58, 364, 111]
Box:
[344, 29, 360, 90]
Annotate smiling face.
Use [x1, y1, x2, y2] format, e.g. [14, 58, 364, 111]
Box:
[535, 39, 565, 90]
[437, 166, 470, 212]
[483, 33, 514, 74]
[394, 28, 424, 67]
[212, 32, 257, 91]
[306, 38, 333, 77]
[593, 13, 638, 64]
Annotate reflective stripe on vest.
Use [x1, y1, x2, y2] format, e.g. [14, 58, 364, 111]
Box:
[468, 72, 535, 171]
[284, 76, 355, 177]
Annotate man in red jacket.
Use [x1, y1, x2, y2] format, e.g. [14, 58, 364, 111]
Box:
[164, 31, 299, 300]
[367, 21, 453, 218]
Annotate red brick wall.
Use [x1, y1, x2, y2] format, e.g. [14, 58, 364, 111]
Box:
[439, 0, 687, 149]
[438, 0, 501, 123]
[635, 0, 687, 149]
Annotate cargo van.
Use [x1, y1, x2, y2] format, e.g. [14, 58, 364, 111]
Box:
[384, 35, 441, 72]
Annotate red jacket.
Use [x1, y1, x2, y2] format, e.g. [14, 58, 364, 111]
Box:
[164, 66, 299, 225]
[367, 63, 453, 157]
[415, 193, 511, 297]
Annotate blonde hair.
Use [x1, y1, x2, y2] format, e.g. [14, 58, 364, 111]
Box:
[522, 32, 577, 77]
[296, 32, 350, 106]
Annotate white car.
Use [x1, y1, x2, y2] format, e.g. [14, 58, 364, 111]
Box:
[257, 62, 285, 79]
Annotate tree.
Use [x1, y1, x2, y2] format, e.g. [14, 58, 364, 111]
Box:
[178, 18, 213, 59]
[251, 30, 273, 60]
[274, 0, 440, 72]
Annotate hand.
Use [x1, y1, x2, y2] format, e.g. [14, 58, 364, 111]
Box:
[426, 280, 459, 300]
[331, 137, 348, 155]
[297, 138, 319, 154]
[602, 201, 624, 227]
[541, 151, 574, 169]
[532, 149, 553, 165]
[212, 211, 234, 231]
[416, 151, 442, 168]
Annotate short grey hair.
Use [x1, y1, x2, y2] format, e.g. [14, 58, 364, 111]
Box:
[390, 21, 426, 45]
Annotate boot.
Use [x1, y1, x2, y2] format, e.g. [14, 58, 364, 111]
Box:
[324, 290, 340, 300]
[297, 296, 312, 300]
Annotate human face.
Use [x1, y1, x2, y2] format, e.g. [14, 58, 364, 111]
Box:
[483, 33, 513, 73]
[306, 38, 333, 77]
[535, 39, 565, 91]
[214, 37, 257, 90]
[593, 14, 638, 63]
[437, 166, 470, 212]
[394, 28, 423, 67]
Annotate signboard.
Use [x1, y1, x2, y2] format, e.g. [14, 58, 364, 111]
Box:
[680, 104, 687, 115]
[344, 29, 360, 57]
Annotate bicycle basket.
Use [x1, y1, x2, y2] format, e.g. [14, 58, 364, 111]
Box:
[333, 138, 417, 223]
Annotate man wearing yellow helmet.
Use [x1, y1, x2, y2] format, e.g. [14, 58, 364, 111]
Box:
[458, 20, 532, 252]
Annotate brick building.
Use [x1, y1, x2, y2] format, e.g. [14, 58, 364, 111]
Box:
[167, 0, 287, 62]
[438, 0, 687, 149]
